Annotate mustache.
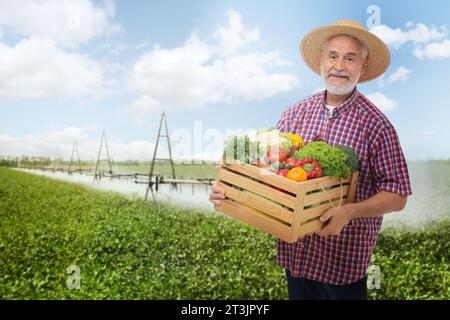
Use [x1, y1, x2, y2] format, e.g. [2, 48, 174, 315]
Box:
[327, 70, 350, 79]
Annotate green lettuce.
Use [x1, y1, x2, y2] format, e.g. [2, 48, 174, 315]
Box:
[294, 141, 351, 178]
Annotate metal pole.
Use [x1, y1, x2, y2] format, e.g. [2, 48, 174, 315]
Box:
[94, 132, 104, 181]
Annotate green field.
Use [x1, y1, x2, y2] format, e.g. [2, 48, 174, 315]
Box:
[0, 167, 449, 299]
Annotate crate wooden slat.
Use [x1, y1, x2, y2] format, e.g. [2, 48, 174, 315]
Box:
[304, 175, 348, 192]
[218, 168, 298, 209]
[223, 162, 299, 194]
[217, 162, 359, 243]
[303, 185, 349, 207]
[300, 201, 345, 224]
[220, 201, 293, 241]
[220, 184, 294, 224]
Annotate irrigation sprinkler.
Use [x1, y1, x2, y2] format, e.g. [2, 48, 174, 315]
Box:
[145, 110, 177, 200]
[94, 130, 113, 182]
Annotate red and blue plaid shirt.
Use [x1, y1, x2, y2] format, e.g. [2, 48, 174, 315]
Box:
[274, 88, 412, 285]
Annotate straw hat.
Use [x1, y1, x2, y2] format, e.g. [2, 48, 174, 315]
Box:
[300, 20, 390, 83]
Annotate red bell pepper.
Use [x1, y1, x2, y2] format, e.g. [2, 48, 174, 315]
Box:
[296, 157, 322, 179]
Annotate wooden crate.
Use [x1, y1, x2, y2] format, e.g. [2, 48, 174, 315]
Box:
[216, 162, 359, 243]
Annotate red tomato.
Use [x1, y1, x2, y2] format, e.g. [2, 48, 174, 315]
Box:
[276, 169, 290, 177]
[266, 146, 286, 163]
[284, 157, 296, 168]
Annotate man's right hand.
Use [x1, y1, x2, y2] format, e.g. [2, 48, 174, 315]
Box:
[208, 180, 226, 211]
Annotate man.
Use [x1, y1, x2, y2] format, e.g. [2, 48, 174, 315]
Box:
[208, 20, 412, 300]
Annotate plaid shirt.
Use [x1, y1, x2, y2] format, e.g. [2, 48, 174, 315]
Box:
[274, 88, 412, 285]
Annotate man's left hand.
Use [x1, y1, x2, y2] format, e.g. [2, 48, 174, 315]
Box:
[318, 205, 352, 237]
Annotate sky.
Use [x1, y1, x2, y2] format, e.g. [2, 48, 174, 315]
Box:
[0, 0, 449, 162]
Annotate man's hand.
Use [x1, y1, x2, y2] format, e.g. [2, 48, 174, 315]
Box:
[318, 205, 352, 237]
[208, 180, 226, 211]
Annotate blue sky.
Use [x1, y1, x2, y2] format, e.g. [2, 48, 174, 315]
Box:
[0, 0, 449, 161]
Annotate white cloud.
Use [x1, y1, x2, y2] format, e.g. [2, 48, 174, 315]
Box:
[214, 10, 260, 56]
[405, 21, 414, 29]
[370, 22, 448, 49]
[0, 126, 96, 159]
[0, 125, 225, 162]
[406, 23, 448, 44]
[0, 126, 158, 161]
[366, 92, 399, 112]
[379, 67, 412, 87]
[0, 0, 121, 100]
[413, 40, 450, 59]
[0, 37, 111, 100]
[121, 95, 163, 127]
[124, 10, 298, 119]
[0, 0, 122, 48]
[93, 41, 150, 56]
[370, 24, 409, 49]
[370, 22, 450, 61]
[108, 140, 156, 161]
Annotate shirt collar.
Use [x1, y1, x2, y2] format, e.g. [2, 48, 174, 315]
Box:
[319, 87, 359, 118]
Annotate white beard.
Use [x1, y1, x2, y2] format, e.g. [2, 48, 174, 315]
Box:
[321, 68, 358, 96]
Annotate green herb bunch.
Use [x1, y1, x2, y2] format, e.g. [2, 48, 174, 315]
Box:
[294, 141, 352, 178]
[222, 135, 263, 164]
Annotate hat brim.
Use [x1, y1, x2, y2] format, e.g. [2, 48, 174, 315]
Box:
[300, 25, 390, 83]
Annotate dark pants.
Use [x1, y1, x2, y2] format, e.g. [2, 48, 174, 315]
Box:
[285, 269, 368, 300]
